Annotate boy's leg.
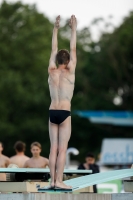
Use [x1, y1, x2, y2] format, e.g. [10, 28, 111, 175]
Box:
[49, 121, 58, 187]
[55, 116, 71, 189]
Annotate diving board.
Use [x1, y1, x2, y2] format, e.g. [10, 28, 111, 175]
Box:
[0, 168, 92, 174]
[38, 168, 133, 192]
[0, 168, 92, 182]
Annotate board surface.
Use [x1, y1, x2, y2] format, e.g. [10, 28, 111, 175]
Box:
[38, 168, 133, 192]
[0, 168, 92, 174]
[64, 168, 133, 191]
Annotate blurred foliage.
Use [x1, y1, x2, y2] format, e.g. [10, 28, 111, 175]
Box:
[0, 1, 133, 162]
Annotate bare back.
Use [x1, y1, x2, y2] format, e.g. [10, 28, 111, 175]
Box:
[48, 67, 75, 110]
[10, 155, 30, 168]
[0, 155, 10, 181]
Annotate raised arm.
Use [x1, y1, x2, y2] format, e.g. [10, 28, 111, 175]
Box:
[68, 15, 77, 71]
[48, 15, 60, 72]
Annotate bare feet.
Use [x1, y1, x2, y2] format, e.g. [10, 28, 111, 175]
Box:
[50, 181, 55, 188]
[55, 182, 72, 189]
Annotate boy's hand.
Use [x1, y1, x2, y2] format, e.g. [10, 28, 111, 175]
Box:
[54, 15, 60, 29]
[69, 15, 77, 30]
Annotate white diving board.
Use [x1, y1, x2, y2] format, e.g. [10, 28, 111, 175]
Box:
[0, 168, 92, 182]
[0, 168, 92, 174]
[38, 168, 133, 192]
[65, 168, 133, 191]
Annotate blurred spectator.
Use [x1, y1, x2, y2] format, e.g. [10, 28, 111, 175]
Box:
[23, 142, 49, 168]
[0, 142, 10, 181]
[10, 141, 29, 168]
[78, 152, 100, 193]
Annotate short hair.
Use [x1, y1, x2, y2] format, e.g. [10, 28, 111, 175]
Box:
[56, 49, 70, 65]
[86, 152, 95, 158]
[0, 142, 4, 148]
[31, 142, 41, 149]
[14, 141, 26, 152]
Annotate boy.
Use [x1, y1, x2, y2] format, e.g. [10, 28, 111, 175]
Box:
[23, 142, 49, 168]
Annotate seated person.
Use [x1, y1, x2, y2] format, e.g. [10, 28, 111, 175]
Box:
[10, 141, 29, 168]
[0, 142, 10, 181]
[23, 142, 49, 168]
[78, 152, 100, 193]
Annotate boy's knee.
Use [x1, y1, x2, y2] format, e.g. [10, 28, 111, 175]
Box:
[50, 146, 58, 154]
[58, 147, 67, 154]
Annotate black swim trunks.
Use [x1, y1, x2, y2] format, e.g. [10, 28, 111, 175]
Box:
[49, 110, 71, 125]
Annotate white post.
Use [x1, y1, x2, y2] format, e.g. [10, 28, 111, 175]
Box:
[66, 147, 79, 169]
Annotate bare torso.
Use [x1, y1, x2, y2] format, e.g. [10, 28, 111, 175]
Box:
[48, 67, 75, 110]
[10, 155, 30, 168]
[0, 154, 10, 181]
[24, 156, 49, 168]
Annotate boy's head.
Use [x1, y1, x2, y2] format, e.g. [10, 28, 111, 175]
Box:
[14, 141, 26, 153]
[85, 152, 95, 165]
[56, 49, 70, 65]
[31, 142, 41, 157]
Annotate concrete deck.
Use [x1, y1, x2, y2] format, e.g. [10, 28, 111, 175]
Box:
[0, 193, 133, 200]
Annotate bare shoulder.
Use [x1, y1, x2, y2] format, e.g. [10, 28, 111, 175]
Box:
[23, 158, 30, 167]
[67, 60, 77, 73]
[25, 158, 31, 165]
[21, 155, 30, 164]
[24, 155, 30, 159]
[41, 156, 49, 162]
[10, 155, 16, 160]
[40, 156, 47, 160]
[48, 64, 57, 73]
[26, 158, 31, 162]
[3, 155, 10, 161]
[2, 155, 10, 166]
